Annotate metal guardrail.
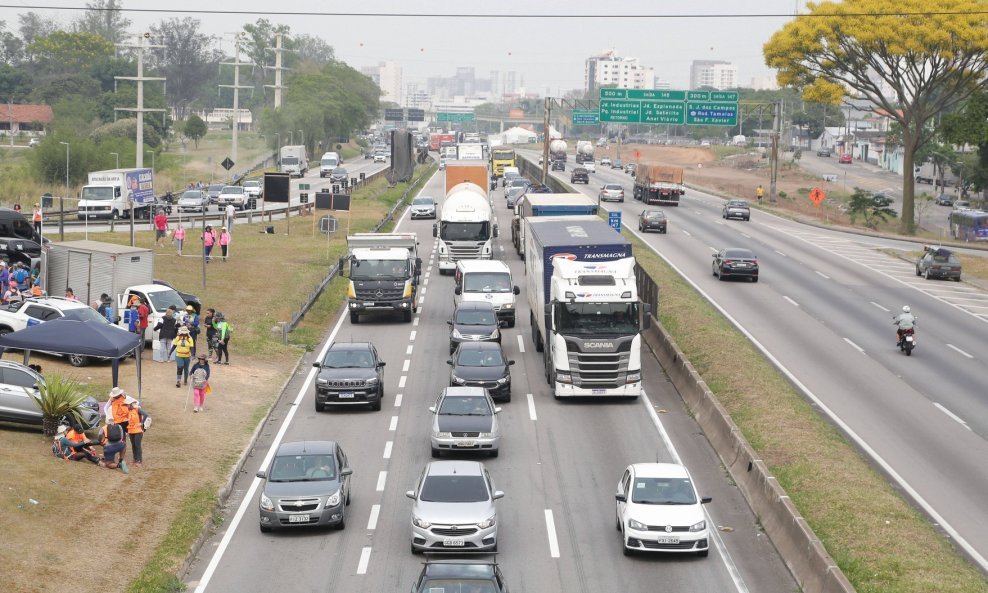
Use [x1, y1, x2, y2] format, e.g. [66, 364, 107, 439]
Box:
[282, 162, 435, 339]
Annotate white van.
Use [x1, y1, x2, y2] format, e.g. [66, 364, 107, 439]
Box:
[320, 152, 341, 178]
[453, 260, 520, 327]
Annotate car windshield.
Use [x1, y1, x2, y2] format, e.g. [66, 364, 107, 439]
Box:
[62, 307, 111, 324]
[244, 181, 258, 188]
[322, 349, 376, 368]
[413, 197, 434, 206]
[439, 396, 491, 416]
[455, 309, 497, 326]
[724, 249, 755, 259]
[80, 187, 114, 201]
[420, 475, 489, 502]
[282, 156, 299, 165]
[420, 580, 498, 593]
[463, 273, 511, 293]
[350, 258, 409, 280]
[268, 454, 337, 482]
[456, 348, 504, 367]
[509, 179, 528, 187]
[145, 290, 187, 312]
[604, 184, 622, 190]
[221, 187, 243, 194]
[728, 201, 748, 208]
[321, 159, 338, 167]
[181, 191, 203, 200]
[333, 168, 347, 175]
[631, 477, 697, 505]
[441, 221, 490, 242]
[557, 302, 639, 336]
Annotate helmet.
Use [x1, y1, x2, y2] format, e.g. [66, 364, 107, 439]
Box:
[902, 306, 911, 313]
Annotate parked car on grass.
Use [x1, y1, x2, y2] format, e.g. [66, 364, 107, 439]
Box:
[916, 246, 962, 281]
[0, 360, 101, 429]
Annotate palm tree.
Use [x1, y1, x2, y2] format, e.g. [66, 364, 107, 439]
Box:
[27, 373, 92, 437]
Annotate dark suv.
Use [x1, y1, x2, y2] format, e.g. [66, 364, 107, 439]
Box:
[412, 559, 510, 593]
[570, 167, 589, 184]
[313, 342, 386, 411]
[448, 301, 501, 354]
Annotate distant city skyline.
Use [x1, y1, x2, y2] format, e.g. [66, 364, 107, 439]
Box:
[0, 0, 802, 94]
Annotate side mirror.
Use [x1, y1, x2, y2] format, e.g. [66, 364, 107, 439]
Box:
[446, 359, 453, 365]
[377, 361, 386, 367]
[493, 226, 499, 238]
[255, 470, 267, 479]
[405, 490, 416, 499]
[513, 286, 520, 295]
[712, 253, 718, 258]
[701, 496, 712, 504]
[494, 407, 502, 414]
[615, 493, 627, 502]
[493, 490, 505, 500]
[415, 258, 422, 274]
[544, 303, 551, 315]
[312, 362, 321, 368]
[340, 468, 353, 477]
[507, 360, 515, 366]
[454, 287, 461, 295]
[446, 320, 453, 326]
[428, 406, 436, 413]
[432, 223, 438, 238]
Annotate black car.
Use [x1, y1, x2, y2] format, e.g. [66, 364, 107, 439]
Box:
[935, 194, 953, 206]
[330, 167, 348, 183]
[570, 167, 589, 184]
[551, 160, 565, 171]
[916, 175, 934, 184]
[872, 193, 893, 207]
[411, 559, 510, 593]
[153, 279, 201, 314]
[448, 342, 514, 401]
[528, 183, 553, 194]
[722, 200, 750, 221]
[916, 246, 962, 281]
[448, 301, 501, 354]
[816, 148, 831, 157]
[313, 342, 386, 411]
[638, 209, 667, 233]
[712, 248, 759, 282]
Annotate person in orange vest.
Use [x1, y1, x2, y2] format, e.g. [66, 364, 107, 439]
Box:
[125, 397, 146, 467]
[108, 387, 131, 434]
[54, 424, 100, 464]
[32, 203, 42, 235]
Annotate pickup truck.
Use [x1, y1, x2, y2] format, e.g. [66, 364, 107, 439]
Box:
[217, 185, 247, 210]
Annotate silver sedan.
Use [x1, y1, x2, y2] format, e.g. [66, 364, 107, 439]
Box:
[407, 460, 503, 553]
[429, 387, 501, 457]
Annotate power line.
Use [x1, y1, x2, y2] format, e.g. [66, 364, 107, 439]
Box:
[3, 5, 988, 19]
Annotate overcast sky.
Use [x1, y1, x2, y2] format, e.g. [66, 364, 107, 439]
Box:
[0, 1, 804, 92]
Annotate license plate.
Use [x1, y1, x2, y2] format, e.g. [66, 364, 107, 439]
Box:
[592, 389, 606, 395]
[338, 392, 355, 399]
[443, 538, 465, 547]
[905, 336, 913, 342]
[736, 263, 748, 267]
[456, 441, 476, 447]
[363, 302, 375, 307]
[656, 537, 679, 544]
[288, 514, 309, 523]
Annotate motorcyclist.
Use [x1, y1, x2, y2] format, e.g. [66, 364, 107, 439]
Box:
[892, 306, 916, 344]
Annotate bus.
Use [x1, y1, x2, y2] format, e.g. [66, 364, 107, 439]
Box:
[491, 148, 516, 178]
[948, 208, 988, 241]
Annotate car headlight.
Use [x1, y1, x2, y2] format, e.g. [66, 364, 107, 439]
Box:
[556, 371, 572, 384]
[412, 515, 432, 529]
[316, 378, 328, 384]
[259, 493, 275, 512]
[689, 520, 706, 532]
[435, 432, 452, 438]
[490, 328, 500, 339]
[496, 375, 509, 385]
[479, 432, 494, 438]
[365, 377, 379, 386]
[502, 303, 513, 309]
[327, 490, 341, 507]
[477, 515, 496, 529]
[628, 518, 647, 531]
[625, 371, 641, 384]
[452, 328, 463, 339]
[347, 282, 356, 298]
[451, 374, 466, 385]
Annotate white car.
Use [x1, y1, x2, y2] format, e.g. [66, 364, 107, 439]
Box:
[218, 185, 247, 210]
[0, 297, 124, 366]
[583, 162, 596, 174]
[28, 138, 40, 148]
[615, 463, 712, 557]
[373, 152, 387, 163]
[242, 179, 262, 199]
[600, 157, 612, 167]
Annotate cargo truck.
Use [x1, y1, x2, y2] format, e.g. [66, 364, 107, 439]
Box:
[511, 194, 599, 257]
[525, 218, 648, 399]
[634, 164, 685, 206]
[78, 168, 154, 220]
[444, 160, 491, 195]
[456, 143, 485, 160]
[575, 140, 594, 164]
[279, 145, 308, 177]
[430, 132, 456, 151]
[345, 233, 422, 323]
[490, 147, 516, 177]
[434, 182, 496, 274]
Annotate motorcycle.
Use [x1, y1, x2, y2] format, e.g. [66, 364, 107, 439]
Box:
[896, 326, 917, 355]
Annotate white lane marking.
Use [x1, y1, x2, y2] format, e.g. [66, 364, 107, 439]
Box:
[871, 302, 890, 312]
[418, 296, 425, 304]
[194, 309, 349, 593]
[410, 331, 417, 341]
[413, 318, 420, 326]
[389, 416, 399, 431]
[741, 233, 751, 239]
[422, 286, 428, 294]
[376, 471, 387, 491]
[544, 510, 560, 558]
[715, 220, 724, 225]
[367, 505, 381, 530]
[946, 344, 974, 359]
[516, 334, 525, 353]
[933, 402, 972, 431]
[499, 245, 505, 251]
[383, 441, 393, 459]
[815, 270, 830, 279]
[406, 344, 414, 355]
[423, 278, 429, 286]
[682, 230, 692, 236]
[843, 338, 865, 353]
[399, 375, 407, 388]
[783, 296, 799, 307]
[708, 246, 718, 252]
[394, 393, 403, 407]
[356, 547, 372, 575]
[402, 360, 411, 372]
[527, 393, 537, 421]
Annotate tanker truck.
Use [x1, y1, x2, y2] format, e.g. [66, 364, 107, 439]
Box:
[575, 140, 594, 164]
[549, 139, 568, 163]
[434, 180, 496, 274]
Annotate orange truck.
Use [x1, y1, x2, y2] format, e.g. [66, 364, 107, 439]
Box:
[444, 160, 491, 195]
[633, 164, 685, 206]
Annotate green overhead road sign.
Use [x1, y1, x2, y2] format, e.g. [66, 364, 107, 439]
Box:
[599, 89, 738, 125]
[572, 109, 600, 125]
[437, 112, 475, 123]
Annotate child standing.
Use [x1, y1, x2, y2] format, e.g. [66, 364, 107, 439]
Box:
[190, 354, 211, 413]
[125, 398, 146, 467]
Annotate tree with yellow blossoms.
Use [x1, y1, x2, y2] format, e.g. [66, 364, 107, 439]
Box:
[764, 0, 988, 233]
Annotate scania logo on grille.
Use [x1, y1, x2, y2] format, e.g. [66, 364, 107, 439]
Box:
[375, 289, 384, 297]
[665, 525, 672, 533]
[584, 342, 614, 348]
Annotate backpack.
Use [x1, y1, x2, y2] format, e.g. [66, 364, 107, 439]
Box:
[191, 368, 208, 389]
[52, 436, 69, 459]
[104, 423, 123, 443]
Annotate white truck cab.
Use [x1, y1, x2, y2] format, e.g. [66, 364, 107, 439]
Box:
[320, 152, 341, 178]
[453, 260, 520, 327]
[117, 284, 188, 342]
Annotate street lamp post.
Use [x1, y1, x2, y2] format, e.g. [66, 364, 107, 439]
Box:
[298, 129, 304, 148]
[110, 152, 119, 169]
[58, 141, 69, 241]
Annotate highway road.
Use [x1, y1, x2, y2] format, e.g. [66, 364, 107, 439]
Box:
[528, 152, 988, 570]
[183, 169, 797, 593]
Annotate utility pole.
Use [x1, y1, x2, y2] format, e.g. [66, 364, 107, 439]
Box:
[770, 101, 781, 203]
[264, 33, 291, 109]
[542, 98, 551, 185]
[115, 32, 166, 246]
[219, 34, 253, 166]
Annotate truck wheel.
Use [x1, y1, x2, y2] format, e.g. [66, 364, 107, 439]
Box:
[350, 312, 359, 324]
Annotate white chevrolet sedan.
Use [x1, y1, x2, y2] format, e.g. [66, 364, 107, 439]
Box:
[615, 463, 712, 557]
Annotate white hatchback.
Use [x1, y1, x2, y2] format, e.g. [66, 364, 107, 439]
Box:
[615, 463, 712, 557]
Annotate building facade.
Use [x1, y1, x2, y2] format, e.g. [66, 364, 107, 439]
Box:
[585, 50, 655, 94]
[690, 60, 739, 90]
[362, 61, 403, 105]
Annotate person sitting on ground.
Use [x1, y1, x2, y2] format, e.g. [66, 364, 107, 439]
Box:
[54, 424, 101, 465]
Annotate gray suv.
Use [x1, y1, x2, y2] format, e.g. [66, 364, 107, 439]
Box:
[0, 361, 100, 429]
[407, 460, 503, 553]
[257, 440, 352, 532]
[313, 342, 386, 411]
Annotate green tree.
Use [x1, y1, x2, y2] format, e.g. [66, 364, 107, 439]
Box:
[290, 34, 335, 64]
[764, 0, 988, 234]
[941, 89, 988, 192]
[846, 187, 897, 229]
[17, 12, 57, 48]
[183, 114, 208, 148]
[148, 17, 221, 118]
[27, 31, 114, 75]
[73, 0, 131, 45]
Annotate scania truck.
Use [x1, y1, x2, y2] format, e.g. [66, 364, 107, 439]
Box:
[434, 182, 495, 275]
[525, 218, 648, 399]
[345, 233, 422, 323]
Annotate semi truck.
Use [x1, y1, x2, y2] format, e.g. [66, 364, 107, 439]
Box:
[444, 160, 491, 195]
[511, 194, 599, 257]
[549, 139, 568, 163]
[279, 145, 308, 177]
[430, 132, 455, 151]
[78, 168, 154, 220]
[345, 233, 422, 323]
[456, 143, 485, 160]
[634, 164, 685, 206]
[490, 147, 516, 177]
[575, 140, 594, 164]
[524, 218, 647, 399]
[434, 182, 495, 275]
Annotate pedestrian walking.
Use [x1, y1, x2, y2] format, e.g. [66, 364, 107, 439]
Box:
[183, 305, 200, 355]
[202, 226, 216, 262]
[171, 223, 186, 255]
[125, 397, 146, 467]
[170, 326, 194, 388]
[153, 210, 169, 247]
[152, 306, 178, 362]
[190, 354, 211, 413]
[203, 308, 217, 361]
[213, 312, 231, 365]
[219, 227, 231, 262]
[32, 203, 42, 236]
[756, 184, 764, 202]
[225, 203, 236, 231]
